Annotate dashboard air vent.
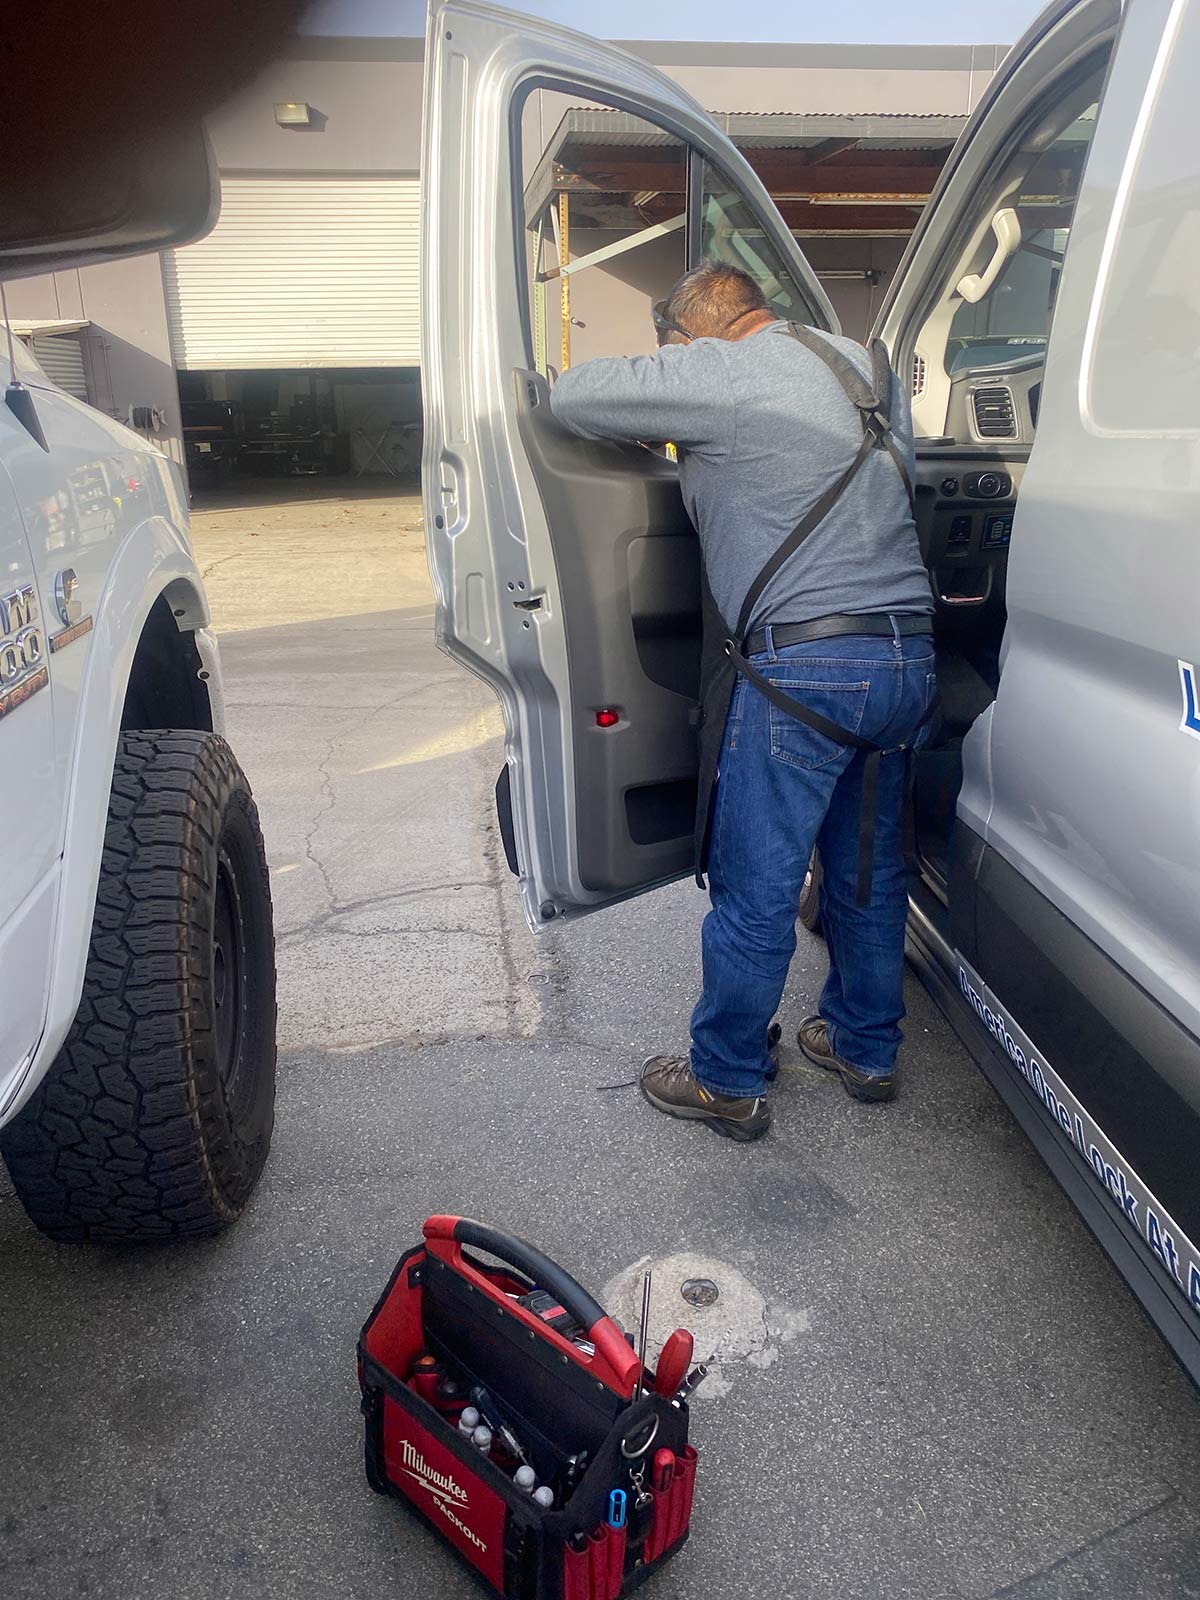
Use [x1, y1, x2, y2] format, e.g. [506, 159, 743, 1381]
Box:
[912, 352, 926, 397]
[972, 385, 1017, 439]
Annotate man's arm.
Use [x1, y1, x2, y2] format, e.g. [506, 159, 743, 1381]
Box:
[549, 341, 732, 452]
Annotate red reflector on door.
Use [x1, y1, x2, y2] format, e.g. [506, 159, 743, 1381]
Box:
[595, 709, 620, 728]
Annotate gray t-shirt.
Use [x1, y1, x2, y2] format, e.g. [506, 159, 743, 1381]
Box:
[549, 321, 933, 631]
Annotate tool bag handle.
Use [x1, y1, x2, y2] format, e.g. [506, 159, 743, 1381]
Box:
[423, 1216, 641, 1398]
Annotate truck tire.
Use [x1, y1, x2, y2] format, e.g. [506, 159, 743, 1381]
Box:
[0, 731, 276, 1241]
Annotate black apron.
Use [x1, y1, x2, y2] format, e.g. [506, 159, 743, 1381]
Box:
[692, 325, 930, 905]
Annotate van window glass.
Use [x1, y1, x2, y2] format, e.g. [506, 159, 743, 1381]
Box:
[911, 55, 1108, 443]
[945, 120, 1096, 369]
[699, 160, 819, 325]
[519, 95, 687, 375]
[1088, 7, 1200, 432]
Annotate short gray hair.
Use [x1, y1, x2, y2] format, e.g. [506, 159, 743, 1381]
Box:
[663, 259, 770, 339]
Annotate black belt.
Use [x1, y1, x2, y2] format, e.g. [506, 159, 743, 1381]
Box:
[743, 613, 933, 657]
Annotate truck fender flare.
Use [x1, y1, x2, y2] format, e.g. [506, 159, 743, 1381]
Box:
[35, 515, 212, 1090]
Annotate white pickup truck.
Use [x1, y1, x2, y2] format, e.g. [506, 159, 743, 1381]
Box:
[0, 137, 276, 1240]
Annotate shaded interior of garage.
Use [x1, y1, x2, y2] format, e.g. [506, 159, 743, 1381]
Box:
[178, 367, 421, 482]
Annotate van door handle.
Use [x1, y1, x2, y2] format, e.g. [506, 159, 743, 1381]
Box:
[435, 456, 461, 531]
[938, 566, 994, 607]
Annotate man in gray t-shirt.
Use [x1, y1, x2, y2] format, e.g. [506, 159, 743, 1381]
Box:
[551, 261, 936, 1141]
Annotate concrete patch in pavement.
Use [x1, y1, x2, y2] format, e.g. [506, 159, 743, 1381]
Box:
[603, 1253, 812, 1399]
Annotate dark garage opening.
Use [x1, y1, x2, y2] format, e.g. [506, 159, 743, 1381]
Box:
[178, 367, 423, 487]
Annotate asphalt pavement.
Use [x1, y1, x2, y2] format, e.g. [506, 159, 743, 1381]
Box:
[3, 480, 1199, 1600]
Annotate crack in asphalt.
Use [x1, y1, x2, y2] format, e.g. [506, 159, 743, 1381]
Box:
[198, 551, 243, 582]
[299, 734, 339, 917]
[272, 881, 497, 945]
[985, 1488, 1180, 1598]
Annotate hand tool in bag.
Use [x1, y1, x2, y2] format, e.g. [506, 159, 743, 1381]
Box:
[563, 1534, 590, 1600]
[410, 1353, 441, 1405]
[514, 1288, 581, 1339]
[410, 1354, 465, 1418]
[435, 1373, 463, 1412]
[652, 1329, 694, 1398]
[634, 1272, 652, 1402]
[651, 1449, 674, 1493]
[559, 1450, 589, 1501]
[673, 1362, 710, 1405]
[470, 1383, 530, 1464]
[457, 1404, 481, 1437]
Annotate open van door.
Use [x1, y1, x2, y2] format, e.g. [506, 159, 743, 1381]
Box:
[421, 0, 835, 929]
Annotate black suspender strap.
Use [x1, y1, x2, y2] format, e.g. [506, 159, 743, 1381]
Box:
[787, 323, 878, 407]
[735, 326, 913, 639]
[867, 335, 916, 520]
[722, 643, 886, 754]
[722, 324, 932, 904]
[725, 640, 939, 903]
[734, 424, 879, 641]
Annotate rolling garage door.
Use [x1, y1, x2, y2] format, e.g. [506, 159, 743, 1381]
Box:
[162, 174, 420, 369]
[30, 334, 88, 401]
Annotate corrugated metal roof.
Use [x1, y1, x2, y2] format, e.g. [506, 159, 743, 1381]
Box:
[561, 107, 967, 150]
[526, 106, 965, 221]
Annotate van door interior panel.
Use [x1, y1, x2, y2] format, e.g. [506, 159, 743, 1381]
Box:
[513, 372, 701, 895]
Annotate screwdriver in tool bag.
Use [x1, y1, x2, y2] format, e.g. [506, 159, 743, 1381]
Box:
[652, 1449, 674, 1493]
[634, 1272, 652, 1401]
[653, 1328, 694, 1398]
[470, 1385, 529, 1464]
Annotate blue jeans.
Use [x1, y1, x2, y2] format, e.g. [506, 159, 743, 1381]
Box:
[690, 624, 937, 1098]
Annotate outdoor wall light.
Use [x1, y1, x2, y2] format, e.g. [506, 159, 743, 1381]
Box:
[275, 102, 317, 128]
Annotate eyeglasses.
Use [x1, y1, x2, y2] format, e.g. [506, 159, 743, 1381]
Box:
[651, 299, 693, 344]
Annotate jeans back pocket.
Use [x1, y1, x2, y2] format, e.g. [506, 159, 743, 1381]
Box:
[766, 675, 871, 771]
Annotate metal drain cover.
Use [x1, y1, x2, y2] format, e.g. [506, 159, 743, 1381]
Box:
[681, 1278, 719, 1308]
[603, 1253, 789, 1400]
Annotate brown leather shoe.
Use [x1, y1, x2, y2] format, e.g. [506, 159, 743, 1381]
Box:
[640, 1055, 771, 1141]
[797, 1016, 896, 1103]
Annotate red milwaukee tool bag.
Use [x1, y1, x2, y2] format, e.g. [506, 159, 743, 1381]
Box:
[358, 1217, 698, 1599]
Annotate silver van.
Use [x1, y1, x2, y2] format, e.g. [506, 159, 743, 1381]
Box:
[422, 0, 1200, 1377]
